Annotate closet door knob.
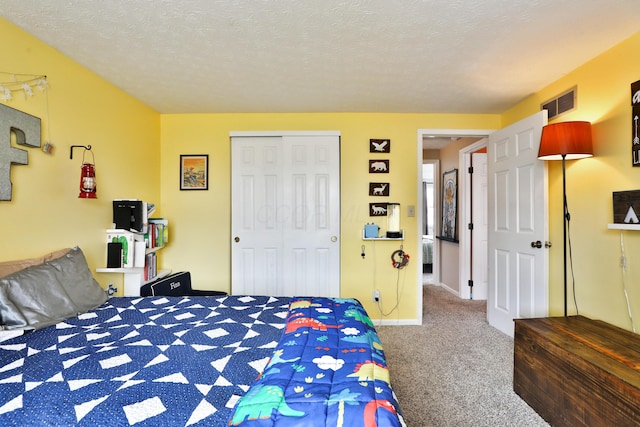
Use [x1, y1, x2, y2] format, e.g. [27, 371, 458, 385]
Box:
[234, 237, 240, 243]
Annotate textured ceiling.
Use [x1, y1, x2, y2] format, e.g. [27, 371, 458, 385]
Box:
[2, 1, 640, 114]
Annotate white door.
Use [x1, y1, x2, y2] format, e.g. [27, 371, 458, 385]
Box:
[231, 132, 341, 297]
[487, 111, 549, 337]
[471, 152, 488, 300]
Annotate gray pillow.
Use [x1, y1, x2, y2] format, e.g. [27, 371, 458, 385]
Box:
[0, 246, 107, 330]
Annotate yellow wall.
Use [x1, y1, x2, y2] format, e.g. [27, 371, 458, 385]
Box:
[1, 18, 499, 323]
[0, 18, 160, 292]
[503, 31, 640, 330]
[6, 13, 640, 329]
[160, 113, 499, 320]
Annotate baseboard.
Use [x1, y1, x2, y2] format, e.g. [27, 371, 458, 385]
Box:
[436, 283, 461, 298]
[373, 318, 422, 326]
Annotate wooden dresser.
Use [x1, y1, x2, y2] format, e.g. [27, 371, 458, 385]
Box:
[514, 316, 640, 426]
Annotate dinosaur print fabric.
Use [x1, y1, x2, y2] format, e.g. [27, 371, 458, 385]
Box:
[228, 297, 405, 426]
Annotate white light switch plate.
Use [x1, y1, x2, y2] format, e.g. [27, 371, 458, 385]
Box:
[407, 205, 415, 217]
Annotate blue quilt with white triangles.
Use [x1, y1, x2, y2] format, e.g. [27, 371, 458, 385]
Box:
[0, 295, 291, 426]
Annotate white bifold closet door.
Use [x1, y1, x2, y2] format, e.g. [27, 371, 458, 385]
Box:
[231, 132, 340, 297]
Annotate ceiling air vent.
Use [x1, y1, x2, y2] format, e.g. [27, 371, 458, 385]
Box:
[541, 86, 576, 120]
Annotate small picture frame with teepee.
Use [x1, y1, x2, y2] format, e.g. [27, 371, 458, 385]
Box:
[612, 190, 640, 224]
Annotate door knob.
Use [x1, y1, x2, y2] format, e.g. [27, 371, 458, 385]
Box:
[545, 241, 552, 248]
[331, 236, 337, 242]
[530, 240, 542, 248]
[234, 237, 240, 242]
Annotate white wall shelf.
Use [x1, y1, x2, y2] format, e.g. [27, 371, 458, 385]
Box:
[608, 223, 640, 230]
[97, 216, 169, 296]
[362, 230, 404, 240]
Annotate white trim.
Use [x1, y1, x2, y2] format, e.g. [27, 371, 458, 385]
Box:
[230, 130, 340, 137]
[417, 129, 495, 139]
[374, 318, 423, 326]
[458, 138, 489, 300]
[416, 131, 425, 325]
[439, 282, 461, 298]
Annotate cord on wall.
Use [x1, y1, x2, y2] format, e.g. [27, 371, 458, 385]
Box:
[367, 240, 408, 323]
[376, 262, 407, 319]
[619, 231, 636, 333]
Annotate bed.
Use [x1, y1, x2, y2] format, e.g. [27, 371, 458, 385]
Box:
[0, 247, 404, 426]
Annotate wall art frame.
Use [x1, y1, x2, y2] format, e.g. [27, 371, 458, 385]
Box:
[632, 79, 640, 166]
[368, 159, 389, 173]
[369, 202, 388, 217]
[180, 154, 209, 190]
[369, 138, 390, 153]
[440, 168, 458, 242]
[369, 182, 389, 196]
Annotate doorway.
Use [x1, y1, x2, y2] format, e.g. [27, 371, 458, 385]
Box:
[421, 161, 438, 285]
[418, 113, 549, 334]
[417, 129, 492, 312]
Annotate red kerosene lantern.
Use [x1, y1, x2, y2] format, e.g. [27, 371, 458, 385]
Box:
[78, 148, 97, 199]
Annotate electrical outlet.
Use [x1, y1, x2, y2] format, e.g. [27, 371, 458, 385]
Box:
[106, 283, 118, 297]
[373, 289, 380, 302]
[407, 205, 415, 217]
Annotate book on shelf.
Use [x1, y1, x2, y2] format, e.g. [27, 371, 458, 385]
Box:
[144, 252, 157, 282]
[134, 240, 146, 268]
[147, 218, 169, 249]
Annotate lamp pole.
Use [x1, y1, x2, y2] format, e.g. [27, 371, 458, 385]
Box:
[561, 154, 568, 317]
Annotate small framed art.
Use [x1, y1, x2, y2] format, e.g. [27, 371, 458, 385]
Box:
[369, 182, 389, 196]
[370, 202, 388, 216]
[180, 154, 209, 190]
[369, 159, 389, 173]
[370, 139, 391, 153]
[441, 168, 458, 241]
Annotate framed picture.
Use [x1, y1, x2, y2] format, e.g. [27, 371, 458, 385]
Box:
[369, 159, 389, 173]
[369, 182, 389, 196]
[441, 168, 458, 241]
[632, 80, 640, 166]
[180, 154, 208, 190]
[369, 139, 390, 153]
[369, 202, 388, 217]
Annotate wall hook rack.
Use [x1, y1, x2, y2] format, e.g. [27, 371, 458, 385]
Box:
[70, 144, 92, 159]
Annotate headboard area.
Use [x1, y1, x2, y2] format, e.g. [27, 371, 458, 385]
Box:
[0, 246, 107, 332]
[0, 247, 71, 278]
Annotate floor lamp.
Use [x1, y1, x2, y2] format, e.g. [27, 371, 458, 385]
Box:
[538, 121, 593, 316]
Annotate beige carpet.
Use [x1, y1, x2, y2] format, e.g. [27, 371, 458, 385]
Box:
[377, 285, 549, 426]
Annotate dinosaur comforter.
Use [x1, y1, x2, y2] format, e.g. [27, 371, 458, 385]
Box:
[0, 295, 403, 426]
[228, 297, 405, 426]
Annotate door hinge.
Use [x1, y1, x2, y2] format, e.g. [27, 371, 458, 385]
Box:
[468, 280, 474, 288]
[468, 223, 474, 230]
[468, 166, 474, 174]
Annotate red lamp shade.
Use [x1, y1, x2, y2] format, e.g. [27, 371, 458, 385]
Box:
[538, 121, 593, 161]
